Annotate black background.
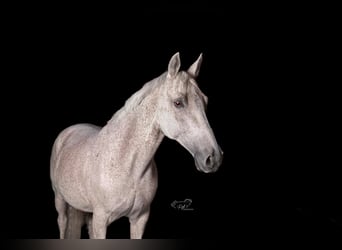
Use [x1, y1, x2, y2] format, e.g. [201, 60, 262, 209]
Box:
[4, 2, 341, 243]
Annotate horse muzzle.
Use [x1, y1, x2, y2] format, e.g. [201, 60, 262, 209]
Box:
[194, 147, 223, 173]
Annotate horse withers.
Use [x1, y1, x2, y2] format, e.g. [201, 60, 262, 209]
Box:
[50, 52, 223, 239]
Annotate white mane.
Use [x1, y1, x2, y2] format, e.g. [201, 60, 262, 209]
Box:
[108, 72, 167, 123]
[124, 73, 166, 111]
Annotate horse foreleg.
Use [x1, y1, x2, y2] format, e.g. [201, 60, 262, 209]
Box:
[91, 210, 110, 239]
[129, 210, 150, 239]
[54, 194, 67, 239]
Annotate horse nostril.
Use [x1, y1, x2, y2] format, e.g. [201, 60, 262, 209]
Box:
[205, 155, 212, 167]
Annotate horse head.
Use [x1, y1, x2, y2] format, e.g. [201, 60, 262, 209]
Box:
[157, 52, 223, 173]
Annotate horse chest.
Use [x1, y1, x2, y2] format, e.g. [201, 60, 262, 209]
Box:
[98, 172, 158, 218]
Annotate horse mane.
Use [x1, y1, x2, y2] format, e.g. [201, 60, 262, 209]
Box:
[124, 73, 166, 111]
[108, 73, 166, 123]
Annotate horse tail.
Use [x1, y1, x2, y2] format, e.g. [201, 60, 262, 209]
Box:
[65, 205, 86, 239]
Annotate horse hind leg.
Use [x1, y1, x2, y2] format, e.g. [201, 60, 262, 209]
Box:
[54, 194, 68, 239]
[65, 206, 86, 239]
[54, 192, 87, 239]
[85, 213, 94, 238]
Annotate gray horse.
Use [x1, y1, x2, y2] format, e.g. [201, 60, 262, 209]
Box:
[50, 52, 223, 239]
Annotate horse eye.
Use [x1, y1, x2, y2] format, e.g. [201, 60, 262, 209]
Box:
[174, 100, 183, 108]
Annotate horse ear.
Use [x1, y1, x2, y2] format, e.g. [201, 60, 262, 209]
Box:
[187, 53, 203, 78]
[167, 52, 181, 78]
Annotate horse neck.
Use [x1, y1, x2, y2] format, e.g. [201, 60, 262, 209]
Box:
[98, 79, 164, 176]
